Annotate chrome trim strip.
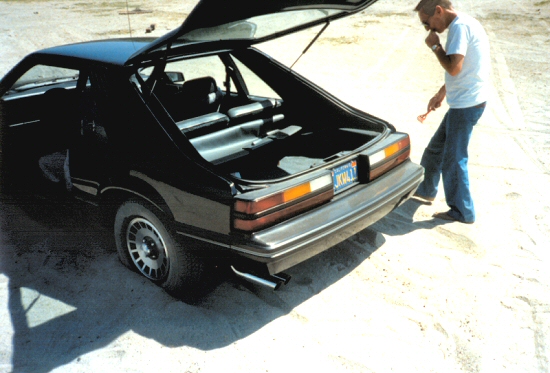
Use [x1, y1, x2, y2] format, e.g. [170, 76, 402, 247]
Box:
[72, 177, 100, 186]
[176, 231, 231, 249]
[230, 244, 271, 257]
[9, 120, 40, 128]
[2, 91, 43, 101]
[73, 183, 98, 196]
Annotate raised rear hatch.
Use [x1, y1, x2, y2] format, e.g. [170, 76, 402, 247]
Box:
[126, 0, 380, 64]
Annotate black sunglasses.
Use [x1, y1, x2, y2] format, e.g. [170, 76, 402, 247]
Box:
[421, 14, 433, 28]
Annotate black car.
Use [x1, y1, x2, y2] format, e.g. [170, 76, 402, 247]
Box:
[0, 0, 423, 298]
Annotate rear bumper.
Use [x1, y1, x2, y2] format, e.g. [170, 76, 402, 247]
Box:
[231, 160, 424, 274]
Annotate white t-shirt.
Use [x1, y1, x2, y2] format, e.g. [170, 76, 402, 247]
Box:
[445, 12, 490, 108]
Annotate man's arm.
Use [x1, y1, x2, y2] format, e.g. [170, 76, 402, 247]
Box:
[426, 31, 464, 76]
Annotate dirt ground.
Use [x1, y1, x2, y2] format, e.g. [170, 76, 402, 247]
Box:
[1, 0, 550, 372]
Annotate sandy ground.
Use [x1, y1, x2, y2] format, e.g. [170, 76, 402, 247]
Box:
[1, 0, 550, 372]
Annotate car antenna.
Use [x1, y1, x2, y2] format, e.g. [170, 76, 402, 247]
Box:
[125, 0, 133, 37]
[290, 21, 330, 69]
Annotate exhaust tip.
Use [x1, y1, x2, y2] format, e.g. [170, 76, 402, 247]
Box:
[271, 272, 292, 285]
[231, 266, 286, 291]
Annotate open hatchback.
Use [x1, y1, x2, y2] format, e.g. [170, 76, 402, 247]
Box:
[0, 0, 423, 300]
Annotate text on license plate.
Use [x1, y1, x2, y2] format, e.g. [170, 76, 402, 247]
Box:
[332, 160, 358, 193]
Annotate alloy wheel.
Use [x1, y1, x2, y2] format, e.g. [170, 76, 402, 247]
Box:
[126, 217, 169, 280]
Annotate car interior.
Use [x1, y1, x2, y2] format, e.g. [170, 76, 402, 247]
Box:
[138, 52, 379, 181]
[137, 53, 307, 177]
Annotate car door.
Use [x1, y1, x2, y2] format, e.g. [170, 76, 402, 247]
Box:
[69, 69, 113, 199]
[0, 61, 82, 191]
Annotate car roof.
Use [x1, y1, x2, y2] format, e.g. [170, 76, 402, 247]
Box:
[33, 38, 155, 66]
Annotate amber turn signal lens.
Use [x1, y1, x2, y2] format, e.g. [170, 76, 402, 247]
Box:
[233, 175, 334, 231]
[369, 135, 410, 180]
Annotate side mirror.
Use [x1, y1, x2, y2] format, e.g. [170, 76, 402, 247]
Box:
[165, 71, 185, 83]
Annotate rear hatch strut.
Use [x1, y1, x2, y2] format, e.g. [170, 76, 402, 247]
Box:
[290, 21, 330, 69]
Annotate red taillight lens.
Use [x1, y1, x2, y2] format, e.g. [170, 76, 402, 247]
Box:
[233, 175, 334, 232]
[235, 182, 313, 215]
[233, 189, 334, 231]
[369, 135, 411, 180]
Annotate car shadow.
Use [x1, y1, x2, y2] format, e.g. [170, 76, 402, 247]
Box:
[0, 194, 386, 373]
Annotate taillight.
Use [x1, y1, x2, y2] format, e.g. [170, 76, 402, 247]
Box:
[369, 135, 411, 180]
[233, 175, 334, 232]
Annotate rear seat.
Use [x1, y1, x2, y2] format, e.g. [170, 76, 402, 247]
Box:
[179, 98, 299, 165]
[226, 98, 281, 124]
[189, 115, 300, 165]
[189, 120, 263, 164]
[176, 112, 229, 138]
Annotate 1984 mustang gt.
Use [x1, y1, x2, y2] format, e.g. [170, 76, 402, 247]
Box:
[0, 0, 423, 299]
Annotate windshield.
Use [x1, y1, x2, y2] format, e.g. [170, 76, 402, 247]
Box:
[176, 9, 341, 43]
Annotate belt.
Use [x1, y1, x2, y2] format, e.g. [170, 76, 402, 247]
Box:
[473, 102, 487, 108]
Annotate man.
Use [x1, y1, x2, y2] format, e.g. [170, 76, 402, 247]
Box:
[413, 0, 490, 224]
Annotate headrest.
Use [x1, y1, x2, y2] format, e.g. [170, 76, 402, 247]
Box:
[180, 76, 217, 94]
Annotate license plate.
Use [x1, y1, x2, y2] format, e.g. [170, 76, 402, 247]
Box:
[332, 160, 358, 193]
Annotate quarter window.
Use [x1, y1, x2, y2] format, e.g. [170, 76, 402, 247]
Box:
[231, 57, 280, 99]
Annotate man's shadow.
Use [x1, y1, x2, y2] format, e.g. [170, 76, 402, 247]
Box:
[370, 197, 454, 237]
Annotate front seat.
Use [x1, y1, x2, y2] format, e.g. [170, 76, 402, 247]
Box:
[172, 76, 222, 120]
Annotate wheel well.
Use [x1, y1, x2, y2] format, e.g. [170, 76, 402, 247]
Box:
[99, 187, 172, 229]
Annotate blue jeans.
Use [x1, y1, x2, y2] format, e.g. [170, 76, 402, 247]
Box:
[416, 104, 486, 223]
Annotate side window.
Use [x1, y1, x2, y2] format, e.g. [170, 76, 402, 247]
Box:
[0, 63, 80, 130]
[232, 58, 280, 99]
[6, 65, 79, 94]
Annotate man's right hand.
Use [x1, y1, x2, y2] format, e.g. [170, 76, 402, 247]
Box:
[427, 85, 446, 112]
[428, 96, 442, 112]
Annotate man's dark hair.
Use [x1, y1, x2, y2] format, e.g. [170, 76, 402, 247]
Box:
[414, 0, 453, 16]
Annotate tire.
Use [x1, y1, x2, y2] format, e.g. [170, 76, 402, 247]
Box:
[114, 200, 205, 300]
